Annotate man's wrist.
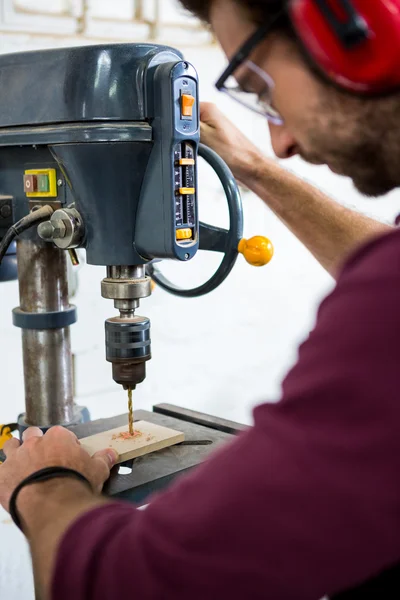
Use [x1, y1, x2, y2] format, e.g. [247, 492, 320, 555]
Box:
[13, 478, 109, 600]
[234, 149, 262, 183]
[17, 478, 96, 538]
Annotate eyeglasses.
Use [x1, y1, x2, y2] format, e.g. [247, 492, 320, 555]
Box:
[218, 60, 283, 125]
[215, 20, 284, 126]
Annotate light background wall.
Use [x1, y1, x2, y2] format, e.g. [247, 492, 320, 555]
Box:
[0, 2, 399, 597]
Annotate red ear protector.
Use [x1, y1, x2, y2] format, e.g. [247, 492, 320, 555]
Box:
[288, 0, 400, 94]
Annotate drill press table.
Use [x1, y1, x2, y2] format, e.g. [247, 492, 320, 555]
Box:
[70, 404, 247, 505]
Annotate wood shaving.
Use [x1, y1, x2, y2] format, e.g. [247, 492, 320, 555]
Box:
[112, 430, 142, 441]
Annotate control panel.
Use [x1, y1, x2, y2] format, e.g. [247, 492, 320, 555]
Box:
[171, 68, 198, 251]
[135, 58, 200, 262]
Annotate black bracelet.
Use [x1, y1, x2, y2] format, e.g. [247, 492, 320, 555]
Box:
[9, 466, 92, 531]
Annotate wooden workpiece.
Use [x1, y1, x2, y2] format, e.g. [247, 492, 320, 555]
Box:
[80, 421, 185, 464]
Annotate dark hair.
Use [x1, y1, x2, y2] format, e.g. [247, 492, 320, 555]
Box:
[179, 0, 295, 37]
[181, 0, 330, 83]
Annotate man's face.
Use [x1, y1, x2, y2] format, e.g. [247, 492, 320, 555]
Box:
[211, 0, 399, 197]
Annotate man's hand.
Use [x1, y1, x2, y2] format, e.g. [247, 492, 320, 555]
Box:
[200, 102, 262, 182]
[0, 426, 117, 513]
[0, 427, 118, 598]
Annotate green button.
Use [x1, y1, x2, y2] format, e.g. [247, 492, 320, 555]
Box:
[37, 174, 49, 193]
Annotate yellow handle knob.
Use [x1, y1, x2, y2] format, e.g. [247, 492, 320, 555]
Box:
[238, 236, 274, 267]
[0, 425, 13, 450]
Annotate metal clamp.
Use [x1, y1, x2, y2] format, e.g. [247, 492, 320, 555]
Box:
[37, 207, 84, 250]
[12, 305, 77, 330]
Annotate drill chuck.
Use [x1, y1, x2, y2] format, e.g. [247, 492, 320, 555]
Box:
[105, 315, 151, 389]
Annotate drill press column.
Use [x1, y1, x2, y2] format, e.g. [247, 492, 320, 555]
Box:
[15, 238, 75, 427]
[102, 265, 152, 390]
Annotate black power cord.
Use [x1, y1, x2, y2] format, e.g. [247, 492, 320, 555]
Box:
[0, 205, 54, 265]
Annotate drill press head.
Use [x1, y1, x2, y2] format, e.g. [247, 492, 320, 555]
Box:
[42, 45, 201, 394]
[0, 44, 202, 402]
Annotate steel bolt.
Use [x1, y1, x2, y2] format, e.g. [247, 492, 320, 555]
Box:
[37, 221, 54, 241]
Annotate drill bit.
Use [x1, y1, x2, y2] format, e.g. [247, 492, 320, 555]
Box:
[128, 386, 134, 436]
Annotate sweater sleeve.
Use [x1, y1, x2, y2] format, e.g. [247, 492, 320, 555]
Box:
[52, 231, 400, 600]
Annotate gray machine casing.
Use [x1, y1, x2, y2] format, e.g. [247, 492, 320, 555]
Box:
[0, 43, 200, 268]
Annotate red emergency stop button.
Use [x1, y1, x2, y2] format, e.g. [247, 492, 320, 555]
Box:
[24, 174, 37, 194]
[181, 93, 195, 118]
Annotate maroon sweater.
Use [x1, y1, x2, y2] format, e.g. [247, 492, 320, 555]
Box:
[53, 229, 400, 600]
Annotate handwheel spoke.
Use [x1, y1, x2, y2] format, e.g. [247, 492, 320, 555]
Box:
[199, 222, 229, 253]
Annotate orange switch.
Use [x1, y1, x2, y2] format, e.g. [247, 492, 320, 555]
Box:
[176, 228, 192, 241]
[181, 94, 195, 118]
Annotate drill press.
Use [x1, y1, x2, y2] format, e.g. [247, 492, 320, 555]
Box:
[0, 43, 273, 498]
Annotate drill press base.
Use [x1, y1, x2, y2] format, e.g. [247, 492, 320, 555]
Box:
[0, 405, 245, 504]
[71, 404, 246, 505]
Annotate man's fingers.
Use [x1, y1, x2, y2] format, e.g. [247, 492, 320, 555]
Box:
[200, 101, 218, 123]
[91, 450, 118, 493]
[22, 427, 44, 442]
[45, 425, 78, 443]
[3, 437, 20, 457]
[93, 448, 119, 469]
